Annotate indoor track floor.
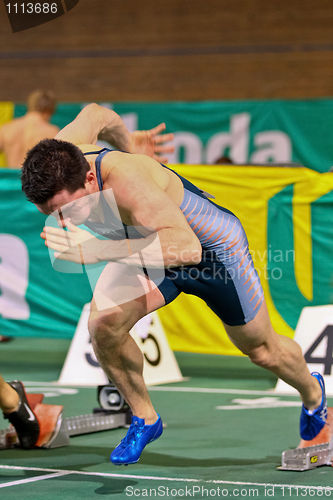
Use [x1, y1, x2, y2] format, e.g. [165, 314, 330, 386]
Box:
[0, 338, 332, 499]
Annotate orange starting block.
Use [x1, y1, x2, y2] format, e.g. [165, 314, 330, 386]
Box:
[0, 393, 64, 449]
[280, 408, 333, 471]
[33, 403, 64, 447]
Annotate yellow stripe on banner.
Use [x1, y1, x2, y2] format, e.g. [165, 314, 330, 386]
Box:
[293, 171, 333, 302]
[0, 102, 15, 167]
[156, 165, 332, 356]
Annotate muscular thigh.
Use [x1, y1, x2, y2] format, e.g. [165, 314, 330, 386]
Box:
[223, 299, 278, 355]
[89, 261, 166, 331]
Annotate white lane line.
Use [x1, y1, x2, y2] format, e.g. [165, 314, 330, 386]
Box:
[23, 382, 299, 397]
[216, 397, 302, 410]
[0, 465, 331, 491]
[149, 386, 289, 396]
[0, 471, 71, 489]
[216, 403, 301, 410]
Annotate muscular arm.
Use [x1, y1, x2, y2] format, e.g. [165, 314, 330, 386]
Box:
[98, 158, 202, 267]
[56, 103, 131, 151]
[56, 103, 174, 161]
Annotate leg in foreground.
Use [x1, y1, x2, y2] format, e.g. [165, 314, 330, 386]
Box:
[0, 377, 40, 448]
[88, 283, 165, 464]
[224, 301, 327, 440]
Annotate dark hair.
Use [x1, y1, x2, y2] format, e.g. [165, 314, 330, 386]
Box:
[21, 139, 90, 204]
[213, 155, 233, 165]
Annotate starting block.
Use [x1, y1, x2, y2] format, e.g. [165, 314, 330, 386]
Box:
[279, 408, 333, 471]
[0, 384, 131, 450]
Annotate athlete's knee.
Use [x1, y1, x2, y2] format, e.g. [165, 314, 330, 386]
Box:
[246, 342, 280, 371]
[88, 308, 129, 344]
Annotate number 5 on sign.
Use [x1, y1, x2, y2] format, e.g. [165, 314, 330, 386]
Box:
[275, 306, 333, 396]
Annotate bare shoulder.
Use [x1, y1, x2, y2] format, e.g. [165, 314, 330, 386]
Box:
[33, 122, 59, 139]
[77, 143, 103, 154]
[103, 152, 170, 191]
[48, 123, 60, 135]
[1, 117, 23, 132]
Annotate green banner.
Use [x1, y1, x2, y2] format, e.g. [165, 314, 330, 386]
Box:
[0, 170, 91, 338]
[12, 99, 333, 173]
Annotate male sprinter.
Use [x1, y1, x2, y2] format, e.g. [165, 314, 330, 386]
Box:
[0, 104, 172, 450]
[21, 104, 327, 465]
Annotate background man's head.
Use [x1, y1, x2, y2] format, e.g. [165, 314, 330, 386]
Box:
[27, 90, 57, 119]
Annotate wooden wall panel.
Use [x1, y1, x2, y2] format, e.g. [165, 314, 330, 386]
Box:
[0, 0, 332, 101]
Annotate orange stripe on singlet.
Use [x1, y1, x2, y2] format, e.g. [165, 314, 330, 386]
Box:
[243, 268, 254, 286]
[229, 237, 247, 258]
[240, 260, 252, 277]
[217, 220, 237, 245]
[249, 288, 260, 302]
[229, 248, 240, 258]
[185, 198, 199, 220]
[181, 195, 192, 213]
[198, 211, 220, 240]
[188, 200, 207, 226]
[209, 229, 228, 246]
[225, 237, 241, 252]
[192, 205, 211, 232]
[237, 251, 247, 269]
[201, 215, 228, 245]
[253, 296, 263, 310]
[246, 278, 257, 294]
[224, 226, 242, 251]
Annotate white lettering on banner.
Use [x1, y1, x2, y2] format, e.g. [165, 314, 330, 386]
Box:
[83, 108, 293, 164]
[163, 112, 292, 164]
[119, 112, 138, 133]
[206, 113, 250, 164]
[168, 132, 203, 164]
[0, 234, 30, 319]
[251, 131, 291, 163]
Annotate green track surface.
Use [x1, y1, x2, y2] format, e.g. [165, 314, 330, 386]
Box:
[0, 338, 332, 499]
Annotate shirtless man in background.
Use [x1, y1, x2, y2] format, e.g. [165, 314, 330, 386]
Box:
[0, 90, 59, 167]
[0, 91, 172, 168]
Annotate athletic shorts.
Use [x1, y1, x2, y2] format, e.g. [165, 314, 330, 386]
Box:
[156, 175, 264, 326]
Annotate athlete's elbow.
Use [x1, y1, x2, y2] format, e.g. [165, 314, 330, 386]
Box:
[81, 103, 105, 123]
[190, 245, 202, 265]
[83, 103, 99, 113]
[179, 239, 202, 266]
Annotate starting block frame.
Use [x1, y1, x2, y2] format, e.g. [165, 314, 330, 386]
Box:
[279, 408, 333, 471]
[0, 384, 132, 450]
[43, 409, 131, 448]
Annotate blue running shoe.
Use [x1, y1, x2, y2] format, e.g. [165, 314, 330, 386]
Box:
[110, 414, 163, 465]
[300, 372, 327, 440]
